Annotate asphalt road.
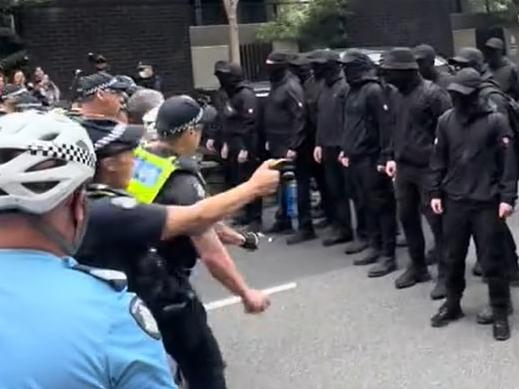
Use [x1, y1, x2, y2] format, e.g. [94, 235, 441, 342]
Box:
[191, 210, 519, 389]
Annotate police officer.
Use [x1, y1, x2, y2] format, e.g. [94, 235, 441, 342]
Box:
[75, 72, 128, 120]
[484, 37, 519, 100]
[127, 95, 272, 389]
[429, 68, 517, 341]
[214, 61, 263, 232]
[339, 50, 396, 276]
[413, 44, 453, 90]
[263, 51, 306, 233]
[313, 50, 362, 247]
[0, 111, 176, 388]
[381, 48, 452, 297]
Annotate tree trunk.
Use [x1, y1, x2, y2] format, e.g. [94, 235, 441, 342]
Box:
[223, 0, 241, 64]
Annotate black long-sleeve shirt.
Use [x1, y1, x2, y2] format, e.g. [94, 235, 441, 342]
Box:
[430, 108, 517, 205]
[382, 79, 452, 167]
[217, 82, 259, 153]
[316, 75, 348, 147]
[342, 78, 392, 160]
[264, 74, 306, 157]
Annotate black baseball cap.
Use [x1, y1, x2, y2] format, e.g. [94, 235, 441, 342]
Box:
[155, 95, 215, 138]
[413, 44, 436, 61]
[81, 118, 144, 158]
[381, 48, 419, 70]
[449, 47, 484, 68]
[485, 37, 505, 51]
[137, 60, 153, 69]
[447, 68, 482, 95]
[214, 61, 242, 76]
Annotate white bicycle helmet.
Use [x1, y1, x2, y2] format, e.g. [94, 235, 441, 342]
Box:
[0, 110, 96, 214]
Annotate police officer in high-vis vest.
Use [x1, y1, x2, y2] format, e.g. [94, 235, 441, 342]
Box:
[0, 111, 176, 388]
[127, 95, 271, 389]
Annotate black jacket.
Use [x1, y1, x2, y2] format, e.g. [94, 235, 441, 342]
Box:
[316, 75, 349, 147]
[488, 58, 519, 100]
[264, 73, 306, 157]
[217, 82, 259, 153]
[383, 79, 452, 167]
[430, 107, 517, 205]
[136, 74, 163, 92]
[342, 78, 391, 160]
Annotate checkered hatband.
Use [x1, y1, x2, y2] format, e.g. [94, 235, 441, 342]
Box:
[27, 143, 96, 169]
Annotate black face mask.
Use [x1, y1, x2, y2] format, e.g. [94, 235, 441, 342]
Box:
[451, 91, 480, 114]
[216, 73, 241, 92]
[290, 65, 312, 83]
[384, 70, 416, 92]
[343, 63, 370, 84]
[266, 65, 287, 83]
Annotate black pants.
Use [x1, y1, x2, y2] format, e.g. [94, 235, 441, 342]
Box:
[157, 292, 226, 389]
[312, 159, 333, 221]
[349, 156, 396, 257]
[395, 163, 445, 276]
[226, 150, 262, 223]
[322, 146, 366, 237]
[294, 143, 315, 231]
[443, 199, 510, 310]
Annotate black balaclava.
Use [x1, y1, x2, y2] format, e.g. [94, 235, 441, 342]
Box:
[450, 90, 480, 117]
[384, 69, 420, 94]
[314, 62, 341, 86]
[290, 63, 313, 84]
[266, 63, 288, 84]
[215, 62, 243, 95]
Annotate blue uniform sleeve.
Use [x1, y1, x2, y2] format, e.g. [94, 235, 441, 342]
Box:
[107, 294, 177, 389]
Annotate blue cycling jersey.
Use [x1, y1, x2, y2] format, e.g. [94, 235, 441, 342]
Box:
[0, 249, 177, 389]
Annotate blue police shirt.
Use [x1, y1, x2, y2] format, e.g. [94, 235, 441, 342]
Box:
[0, 249, 177, 389]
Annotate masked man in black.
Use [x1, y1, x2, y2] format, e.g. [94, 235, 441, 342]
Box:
[381, 48, 452, 298]
[214, 61, 263, 232]
[263, 52, 306, 234]
[484, 38, 519, 100]
[429, 68, 517, 341]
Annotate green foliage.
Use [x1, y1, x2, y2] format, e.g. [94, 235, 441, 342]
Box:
[257, 0, 350, 49]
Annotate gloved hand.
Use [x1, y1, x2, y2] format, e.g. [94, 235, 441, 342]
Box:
[240, 231, 260, 251]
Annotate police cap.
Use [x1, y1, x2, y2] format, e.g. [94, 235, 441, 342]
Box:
[155, 95, 214, 138]
[81, 118, 144, 159]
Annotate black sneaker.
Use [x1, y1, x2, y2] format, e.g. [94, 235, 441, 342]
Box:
[493, 316, 511, 341]
[367, 257, 397, 278]
[431, 302, 464, 328]
[286, 229, 317, 245]
[353, 248, 380, 266]
[477, 304, 513, 325]
[395, 266, 432, 289]
[344, 240, 369, 255]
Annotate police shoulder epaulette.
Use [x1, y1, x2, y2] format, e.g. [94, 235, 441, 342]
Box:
[72, 264, 127, 292]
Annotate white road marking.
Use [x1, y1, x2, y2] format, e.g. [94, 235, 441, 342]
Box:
[204, 282, 298, 311]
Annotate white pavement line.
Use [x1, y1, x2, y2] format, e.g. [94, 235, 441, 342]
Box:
[204, 282, 298, 311]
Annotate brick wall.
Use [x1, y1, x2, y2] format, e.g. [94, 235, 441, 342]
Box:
[17, 0, 193, 98]
[347, 0, 454, 56]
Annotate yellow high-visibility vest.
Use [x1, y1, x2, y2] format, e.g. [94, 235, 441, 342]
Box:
[127, 146, 177, 204]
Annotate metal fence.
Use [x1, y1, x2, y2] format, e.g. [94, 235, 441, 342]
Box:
[240, 42, 272, 81]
